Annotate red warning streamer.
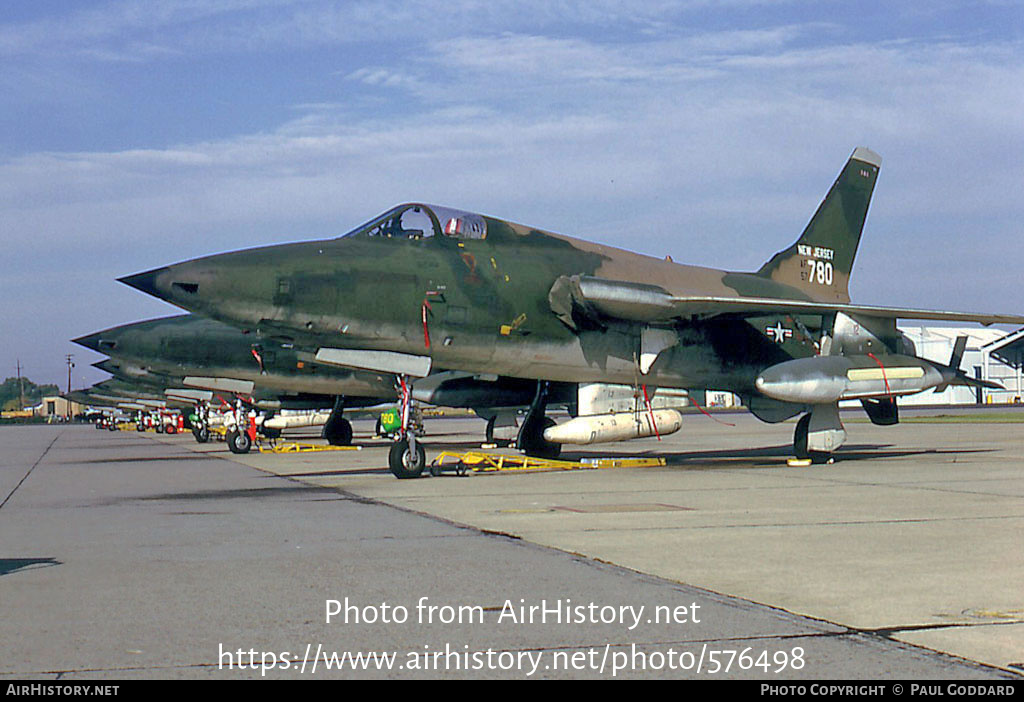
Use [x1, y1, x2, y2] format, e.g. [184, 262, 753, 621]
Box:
[866, 352, 893, 400]
[690, 395, 736, 427]
[421, 299, 432, 349]
[641, 383, 661, 441]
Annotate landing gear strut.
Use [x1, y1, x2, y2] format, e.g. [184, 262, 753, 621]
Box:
[388, 375, 426, 479]
[516, 381, 561, 459]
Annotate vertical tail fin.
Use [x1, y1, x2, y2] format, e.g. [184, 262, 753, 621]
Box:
[757, 147, 881, 303]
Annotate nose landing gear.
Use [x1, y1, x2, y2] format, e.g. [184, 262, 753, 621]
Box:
[388, 375, 427, 479]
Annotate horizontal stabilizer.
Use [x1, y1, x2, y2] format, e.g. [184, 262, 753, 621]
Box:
[951, 374, 1003, 391]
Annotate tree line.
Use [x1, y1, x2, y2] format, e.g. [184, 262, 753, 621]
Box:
[1, 377, 60, 411]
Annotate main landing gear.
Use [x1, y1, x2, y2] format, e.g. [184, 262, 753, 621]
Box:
[322, 396, 353, 446]
[388, 375, 426, 479]
[792, 403, 846, 463]
[515, 381, 561, 460]
[191, 402, 211, 444]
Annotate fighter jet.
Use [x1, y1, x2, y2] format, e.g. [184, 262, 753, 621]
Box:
[73, 313, 594, 449]
[88, 355, 351, 448]
[120, 148, 1024, 477]
[74, 314, 396, 449]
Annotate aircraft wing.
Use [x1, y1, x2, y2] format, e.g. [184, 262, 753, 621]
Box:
[664, 296, 1024, 326]
[551, 275, 1024, 327]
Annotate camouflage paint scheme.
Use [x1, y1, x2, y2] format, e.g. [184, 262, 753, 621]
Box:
[73, 314, 576, 414]
[74, 314, 394, 402]
[120, 149, 1023, 428]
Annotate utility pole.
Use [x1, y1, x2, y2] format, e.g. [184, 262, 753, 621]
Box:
[65, 354, 75, 420]
[17, 359, 24, 410]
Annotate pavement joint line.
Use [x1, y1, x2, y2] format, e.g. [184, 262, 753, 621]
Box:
[767, 471, 1024, 494]
[566, 514, 1024, 533]
[0, 429, 63, 511]
[858, 620, 1024, 638]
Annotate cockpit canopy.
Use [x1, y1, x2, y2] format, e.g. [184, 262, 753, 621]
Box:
[339, 203, 487, 241]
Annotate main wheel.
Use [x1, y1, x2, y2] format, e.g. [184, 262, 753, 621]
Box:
[485, 416, 512, 448]
[793, 414, 832, 463]
[226, 429, 252, 454]
[518, 417, 560, 459]
[324, 417, 353, 446]
[165, 423, 177, 435]
[193, 425, 210, 443]
[388, 439, 426, 479]
[793, 414, 810, 459]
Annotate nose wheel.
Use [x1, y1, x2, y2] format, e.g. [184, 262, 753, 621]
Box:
[388, 375, 427, 478]
[389, 438, 426, 479]
[226, 428, 252, 454]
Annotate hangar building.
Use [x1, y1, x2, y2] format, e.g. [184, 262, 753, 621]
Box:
[898, 326, 1024, 405]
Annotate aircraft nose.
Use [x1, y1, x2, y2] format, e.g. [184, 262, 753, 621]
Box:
[72, 331, 104, 352]
[118, 266, 172, 300]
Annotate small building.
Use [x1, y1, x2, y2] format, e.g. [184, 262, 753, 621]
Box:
[33, 396, 83, 419]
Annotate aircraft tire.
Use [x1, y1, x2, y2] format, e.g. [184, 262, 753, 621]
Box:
[793, 414, 810, 459]
[226, 429, 252, 454]
[136, 423, 145, 432]
[193, 426, 210, 443]
[324, 417, 353, 446]
[388, 439, 426, 479]
[793, 414, 831, 463]
[485, 416, 512, 448]
[518, 417, 560, 460]
[165, 424, 177, 435]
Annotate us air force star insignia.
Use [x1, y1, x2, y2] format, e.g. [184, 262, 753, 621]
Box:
[766, 323, 793, 344]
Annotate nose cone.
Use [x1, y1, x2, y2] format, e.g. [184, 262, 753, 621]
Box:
[119, 260, 215, 315]
[93, 359, 125, 377]
[118, 266, 173, 301]
[72, 331, 105, 352]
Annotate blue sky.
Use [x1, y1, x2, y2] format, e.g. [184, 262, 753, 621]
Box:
[1, 1, 1022, 389]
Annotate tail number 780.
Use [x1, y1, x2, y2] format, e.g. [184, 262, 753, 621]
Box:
[807, 259, 833, 286]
